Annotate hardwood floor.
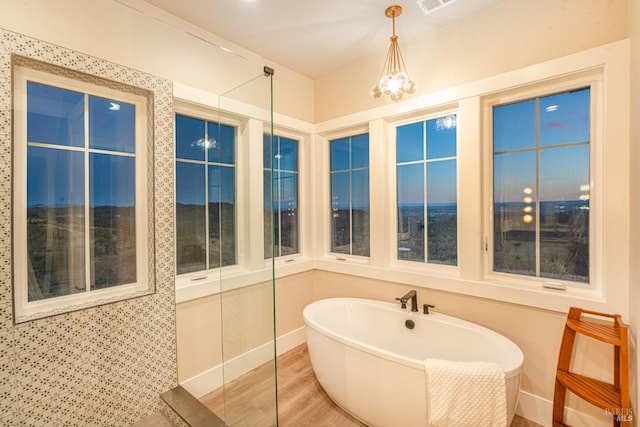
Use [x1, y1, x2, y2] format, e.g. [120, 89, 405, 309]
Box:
[200, 344, 542, 427]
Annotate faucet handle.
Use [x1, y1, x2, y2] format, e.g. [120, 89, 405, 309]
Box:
[423, 304, 435, 314]
[395, 297, 407, 309]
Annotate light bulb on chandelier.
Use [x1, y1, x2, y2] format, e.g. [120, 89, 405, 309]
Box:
[370, 5, 417, 101]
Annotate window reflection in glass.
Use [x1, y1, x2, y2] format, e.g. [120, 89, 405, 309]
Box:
[90, 153, 136, 289]
[492, 88, 590, 283]
[330, 171, 350, 254]
[175, 162, 206, 274]
[175, 114, 236, 274]
[27, 82, 84, 148]
[208, 165, 235, 268]
[396, 115, 457, 265]
[264, 135, 299, 258]
[426, 159, 457, 265]
[176, 114, 205, 161]
[27, 146, 85, 301]
[493, 151, 537, 277]
[397, 163, 425, 262]
[89, 95, 135, 153]
[25, 80, 140, 301]
[329, 134, 370, 257]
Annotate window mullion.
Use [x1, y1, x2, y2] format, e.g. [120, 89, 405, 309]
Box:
[277, 152, 283, 257]
[84, 94, 91, 293]
[423, 122, 428, 264]
[535, 99, 541, 277]
[204, 123, 210, 270]
[348, 138, 353, 255]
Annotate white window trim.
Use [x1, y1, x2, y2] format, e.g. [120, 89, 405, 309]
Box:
[389, 108, 461, 271]
[174, 40, 629, 319]
[313, 40, 628, 317]
[481, 70, 603, 299]
[173, 102, 314, 297]
[264, 127, 305, 260]
[325, 127, 371, 259]
[319, 125, 369, 262]
[13, 65, 150, 322]
[173, 102, 243, 289]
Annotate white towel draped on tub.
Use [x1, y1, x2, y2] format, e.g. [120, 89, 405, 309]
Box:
[425, 358, 507, 427]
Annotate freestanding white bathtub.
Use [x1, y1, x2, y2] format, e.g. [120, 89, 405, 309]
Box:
[303, 297, 524, 427]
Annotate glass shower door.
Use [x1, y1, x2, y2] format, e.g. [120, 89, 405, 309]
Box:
[215, 67, 278, 427]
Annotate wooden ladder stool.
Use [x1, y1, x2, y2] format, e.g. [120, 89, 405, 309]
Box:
[553, 307, 631, 426]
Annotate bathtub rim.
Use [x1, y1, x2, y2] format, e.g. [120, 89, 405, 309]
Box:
[303, 297, 524, 379]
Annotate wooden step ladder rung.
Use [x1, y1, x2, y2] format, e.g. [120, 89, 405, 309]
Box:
[552, 307, 630, 427]
[556, 370, 621, 409]
[565, 318, 623, 345]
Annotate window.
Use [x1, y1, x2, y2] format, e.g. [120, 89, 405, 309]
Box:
[396, 115, 457, 265]
[492, 88, 590, 283]
[13, 65, 150, 320]
[264, 134, 298, 258]
[175, 114, 236, 274]
[330, 134, 370, 256]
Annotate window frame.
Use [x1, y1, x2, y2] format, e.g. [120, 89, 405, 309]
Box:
[173, 103, 242, 287]
[13, 65, 151, 322]
[174, 112, 238, 275]
[172, 41, 624, 316]
[263, 130, 300, 260]
[391, 110, 460, 271]
[482, 72, 602, 292]
[328, 132, 371, 258]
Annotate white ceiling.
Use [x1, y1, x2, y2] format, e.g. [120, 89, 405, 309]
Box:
[141, 0, 508, 79]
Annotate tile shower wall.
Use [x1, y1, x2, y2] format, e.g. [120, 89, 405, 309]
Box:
[0, 29, 177, 426]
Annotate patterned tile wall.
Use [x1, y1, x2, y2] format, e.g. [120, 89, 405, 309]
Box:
[0, 29, 177, 426]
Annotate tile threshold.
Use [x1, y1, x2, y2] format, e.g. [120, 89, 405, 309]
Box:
[161, 385, 226, 427]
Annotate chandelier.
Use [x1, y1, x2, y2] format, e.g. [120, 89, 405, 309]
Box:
[370, 5, 417, 101]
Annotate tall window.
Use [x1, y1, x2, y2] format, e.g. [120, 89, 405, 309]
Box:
[492, 88, 590, 283]
[13, 66, 149, 319]
[175, 114, 236, 274]
[264, 134, 298, 258]
[396, 115, 457, 265]
[330, 134, 370, 256]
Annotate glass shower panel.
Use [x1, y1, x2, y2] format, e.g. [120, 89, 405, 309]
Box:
[217, 69, 277, 427]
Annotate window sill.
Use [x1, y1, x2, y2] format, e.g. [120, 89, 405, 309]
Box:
[175, 256, 609, 314]
[314, 258, 610, 314]
[175, 257, 315, 303]
[15, 283, 153, 324]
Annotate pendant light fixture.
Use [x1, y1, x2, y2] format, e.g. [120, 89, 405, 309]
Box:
[370, 5, 417, 101]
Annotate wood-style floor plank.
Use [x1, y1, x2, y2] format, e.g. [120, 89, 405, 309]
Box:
[200, 343, 541, 427]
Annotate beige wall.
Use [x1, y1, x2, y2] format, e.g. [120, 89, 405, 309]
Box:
[274, 270, 316, 338]
[177, 294, 223, 382]
[176, 271, 315, 383]
[0, 0, 314, 122]
[314, 0, 628, 122]
[629, 0, 640, 421]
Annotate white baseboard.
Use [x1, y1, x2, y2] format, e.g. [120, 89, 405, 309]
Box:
[516, 389, 611, 427]
[180, 326, 307, 398]
[179, 364, 223, 399]
[275, 325, 307, 356]
[182, 328, 611, 427]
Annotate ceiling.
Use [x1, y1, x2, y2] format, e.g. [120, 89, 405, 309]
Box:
[141, 0, 508, 79]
